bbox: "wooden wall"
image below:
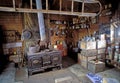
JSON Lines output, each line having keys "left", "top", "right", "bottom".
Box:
{"left": 0, "top": 12, "right": 23, "bottom": 34}
{"left": 0, "top": 12, "right": 110, "bottom": 51}
{"left": 0, "top": 12, "right": 23, "bottom": 57}
{"left": 47, "top": 14, "right": 110, "bottom": 48}
{"left": 78, "top": 16, "right": 110, "bottom": 40}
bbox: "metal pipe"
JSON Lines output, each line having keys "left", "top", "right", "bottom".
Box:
{"left": 36, "top": 0, "right": 46, "bottom": 41}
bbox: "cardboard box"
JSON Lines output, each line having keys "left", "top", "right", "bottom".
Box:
{"left": 100, "top": 34, "right": 105, "bottom": 40}
{"left": 97, "top": 40, "right": 106, "bottom": 49}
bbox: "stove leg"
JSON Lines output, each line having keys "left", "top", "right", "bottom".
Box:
{"left": 28, "top": 71, "right": 32, "bottom": 76}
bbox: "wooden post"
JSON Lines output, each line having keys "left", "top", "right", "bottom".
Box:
{"left": 71, "top": 0, "right": 74, "bottom": 13}
{"left": 46, "top": 0, "right": 48, "bottom": 10}
{"left": 12, "top": 0, "right": 15, "bottom": 9}
{"left": 60, "top": 0, "right": 62, "bottom": 11}
{"left": 82, "top": 0, "right": 85, "bottom": 14}
{"left": 30, "top": 0, "right": 33, "bottom": 9}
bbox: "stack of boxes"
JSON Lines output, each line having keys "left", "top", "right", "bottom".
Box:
{"left": 78, "top": 34, "right": 106, "bottom": 73}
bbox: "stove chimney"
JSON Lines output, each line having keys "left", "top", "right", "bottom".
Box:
{"left": 36, "top": 0, "right": 46, "bottom": 41}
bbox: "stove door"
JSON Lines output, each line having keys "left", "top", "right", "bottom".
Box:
{"left": 42, "top": 54, "right": 51, "bottom": 66}
{"left": 51, "top": 53, "right": 61, "bottom": 65}
{"left": 30, "top": 57, "right": 42, "bottom": 68}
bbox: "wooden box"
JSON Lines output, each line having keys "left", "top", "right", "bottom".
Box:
{"left": 78, "top": 53, "right": 96, "bottom": 62}
{"left": 88, "top": 60, "right": 105, "bottom": 73}
{"left": 78, "top": 53, "right": 96, "bottom": 69}
{"left": 98, "top": 48, "right": 105, "bottom": 54}
{"left": 81, "top": 49, "right": 97, "bottom": 56}
{"left": 81, "top": 60, "right": 88, "bottom": 69}
{"left": 86, "top": 41, "right": 96, "bottom": 50}
{"left": 97, "top": 40, "right": 106, "bottom": 49}
{"left": 80, "top": 41, "right": 96, "bottom": 50}
{"left": 80, "top": 42, "right": 86, "bottom": 49}
{"left": 9, "top": 55, "right": 22, "bottom": 63}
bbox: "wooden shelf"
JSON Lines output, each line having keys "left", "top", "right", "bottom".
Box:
{"left": 49, "top": 20, "right": 67, "bottom": 44}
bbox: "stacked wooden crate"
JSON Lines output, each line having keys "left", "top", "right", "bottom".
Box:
{"left": 78, "top": 39, "right": 106, "bottom": 71}
{"left": 88, "top": 60, "right": 105, "bottom": 73}
{"left": 78, "top": 54, "right": 96, "bottom": 69}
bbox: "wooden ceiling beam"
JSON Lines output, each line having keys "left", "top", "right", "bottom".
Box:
{"left": 0, "top": 0, "right": 102, "bottom": 16}
{"left": 0, "top": 7, "right": 96, "bottom": 16}
{"left": 0, "top": 7, "right": 15, "bottom": 11}
{"left": 73, "top": 0, "right": 100, "bottom": 3}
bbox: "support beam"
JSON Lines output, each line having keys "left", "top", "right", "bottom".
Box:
{"left": 12, "top": 0, "right": 15, "bottom": 9}
{"left": 0, "top": 0, "right": 102, "bottom": 17}
{"left": 0, "top": 7, "right": 97, "bottom": 16}
{"left": 46, "top": 0, "right": 48, "bottom": 10}
{"left": 0, "top": 7, "right": 15, "bottom": 11}
{"left": 60, "top": 0, "right": 62, "bottom": 11}
{"left": 82, "top": 0, "right": 84, "bottom": 13}
{"left": 73, "top": 0, "right": 100, "bottom": 3}
{"left": 16, "top": 8, "right": 97, "bottom": 16}
{"left": 30, "top": 0, "right": 33, "bottom": 9}
{"left": 71, "top": 0, "right": 74, "bottom": 12}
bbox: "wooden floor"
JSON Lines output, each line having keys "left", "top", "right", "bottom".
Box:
{"left": 62, "top": 56, "right": 76, "bottom": 68}
{"left": 0, "top": 56, "right": 120, "bottom": 83}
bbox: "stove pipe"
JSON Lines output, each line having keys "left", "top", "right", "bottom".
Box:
{"left": 36, "top": 0, "right": 46, "bottom": 41}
